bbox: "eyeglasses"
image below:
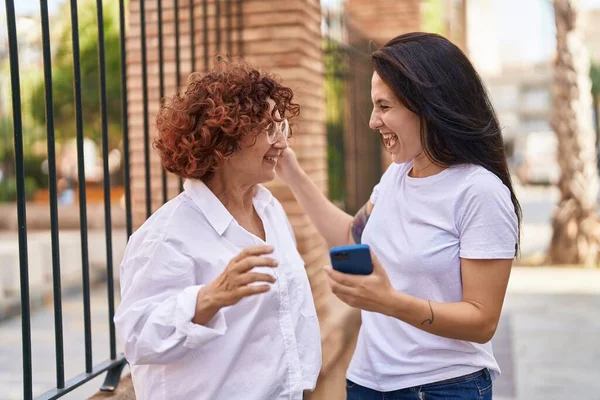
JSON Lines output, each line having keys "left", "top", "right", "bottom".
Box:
{"left": 266, "top": 119, "right": 290, "bottom": 144}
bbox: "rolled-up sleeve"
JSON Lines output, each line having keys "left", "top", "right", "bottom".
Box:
{"left": 114, "top": 238, "right": 227, "bottom": 365}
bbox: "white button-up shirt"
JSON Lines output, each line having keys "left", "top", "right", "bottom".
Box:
{"left": 114, "top": 179, "right": 321, "bottom": 400}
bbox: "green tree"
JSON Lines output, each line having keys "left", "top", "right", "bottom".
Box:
{"left": 29, "top": 0, "right": 123, "bottom": 150}
{"left": 422, "top": 0, "right": 445, "bottom": 35}
{"left": 324, "top": 38, "right": 347, "bottom": 206}
{"left": 591, "top": 62, "right": 600, "bottom": 146}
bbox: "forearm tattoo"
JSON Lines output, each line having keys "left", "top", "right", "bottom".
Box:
{"left": 351, "top": 203, "right": 372, "bottom": 244}
{"left": 421, "top": 301, "right": 435, "bottom": 325}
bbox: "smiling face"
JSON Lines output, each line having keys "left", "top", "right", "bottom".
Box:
{"left": 224, "top": 99, "right": 288, "bottom": 185}
{"left": 369, "top": 72, "right": 423, "bottom": 164}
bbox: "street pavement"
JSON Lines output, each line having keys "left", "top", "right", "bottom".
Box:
{"left": 515, "top": 184, "right": 557, "bottom": 261}
{"left": 0, "top": 284, "right": 128, "bottom": 399}
{"left": 493, "top": 268, "right": 600, "bottom": 400}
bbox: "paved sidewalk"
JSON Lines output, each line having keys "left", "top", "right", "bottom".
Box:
{"left": 492, "top": 267, "right": 600, "bottom": 400}
{"left": 0, "top": 284, "right": 127, "bottom": 400}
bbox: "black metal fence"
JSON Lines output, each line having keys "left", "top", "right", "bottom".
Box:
{"left": 3, "top": 0, "right": 240, "bottom": 398}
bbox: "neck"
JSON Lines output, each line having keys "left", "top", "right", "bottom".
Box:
{"left": 410, "top": 153, "right": 445, "bottom": 178}
{"left": 205, "top": 172, "right": 256, "bottom": 215}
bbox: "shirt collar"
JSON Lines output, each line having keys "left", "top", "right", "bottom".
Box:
{"left": 183, "top": 179, "right": 274, "bottom": 236}
{"left": 253, "top": 184, "right": 275, "bottom": 214}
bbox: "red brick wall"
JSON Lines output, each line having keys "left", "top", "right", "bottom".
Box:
{"left": 241, "top": 0, "right": 331, "bottom": 315}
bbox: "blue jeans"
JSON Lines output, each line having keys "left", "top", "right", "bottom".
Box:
{"left": 346, "top": 369, "right": 493, "bottom": 400}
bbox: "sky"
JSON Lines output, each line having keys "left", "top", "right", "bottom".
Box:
{"left": 0, "top": 0, "right": 63, "bottom": 17}
{"left": 496, "top": 0, "right": 556, "bottom": 66}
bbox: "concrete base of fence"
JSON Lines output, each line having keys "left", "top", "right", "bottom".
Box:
{"left": 0, "top": 229, "right": 127, "bottom": 321}
{"left": 0, "top": 203, "right": 126, "bottom": 231}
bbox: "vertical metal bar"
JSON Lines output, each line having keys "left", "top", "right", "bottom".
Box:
{"left": 190, "top": 0, "right": 196, "bottom": 72}
{"left": 225, "top": 0, "right": 232, "bottom": 58}
{"left": 215, "top": 0, "right": 221, "bottom": 52}
{"left": 174, "top": 0, "right": 184, "bottom": 193}
{"left": 39, "top": 0, "right": 65, "bottom": 388}
{"left": 158, "top": 0, "right": 168, "bottom": 204}
{"left": 352, "top": 51, "right": 359, "bottom": 212}
{"left": 140, "top": 0, "right": 152, "bottom": 217}
{"left": 186, "top": 0, "right": 196, "bottom": 196}
{"left": 202, "top": 0, "right": 208, "bottom": 71}
{"left": 119, "top": 0, "right": 133, "bottom": 239}
{"left": 69, "top": 0, "right": 93, "bottom": 373}
{"left": 174, "top": 0, "right": 181, "bottom": 87}
{"left": 236, "top": 0, "right": 243, "bottom": 57}
{"left": 95, "top": 0, "right": 117, "bottom": 361}
{"left": 5, "top": 1, "right": 32, "bottom": 398}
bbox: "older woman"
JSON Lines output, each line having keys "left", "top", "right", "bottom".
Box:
{"left": 114, "top": 61, "right": 321, "bottom": 400}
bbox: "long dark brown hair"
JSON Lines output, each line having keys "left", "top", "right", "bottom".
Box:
{"left": 371, "top": 32, "right": 522, "bottom": 252}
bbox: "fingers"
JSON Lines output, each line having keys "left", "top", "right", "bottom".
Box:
{"left": 236, "top": 284, "right": 271, "bottom": 298}
{"left": 369, "top": 250, "right": 383, "bottom": 271}
{"left": 236, "top": 272, "right": 276, "bottom": 286}
{"left": 327, "top": 276, "right": 354, "bottom": 297}
{"left": 324, "top": 265, "right": 358, "bottom": 286}
{"left": 232, "top": 245, "right": 274, "bottom": 262}
{"left": 235, "top": 256, "right": 279, "bottom": 272}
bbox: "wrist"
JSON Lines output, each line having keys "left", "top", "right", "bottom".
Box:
{"left": 382, "top": 289, "right": 407, "bottom": 318}
{"left": 192, "top": 286, "right": 222, "bottom": 325}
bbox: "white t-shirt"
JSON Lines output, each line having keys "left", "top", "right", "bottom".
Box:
{"left": 346, "top": 161, "right": 518, "bottom": 391}
{"left": 115, "top": 179, "right": 321, "bottom": 400}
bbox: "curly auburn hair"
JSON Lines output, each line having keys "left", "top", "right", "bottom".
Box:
{"left": 153, "top": 60, "right": 300, "bottom": 181}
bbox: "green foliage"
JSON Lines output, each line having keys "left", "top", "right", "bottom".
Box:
{"left": 422, "top": 0, "right": 444, "bottom": 35}
{"left": 21, "top": 153, "right": 47, "bottom": 189}
{"left": 591, "top": 62, "right": 600, "bottom": 146}
{"left": 591, "top": 62, "right": 600, "bottom": 97}
{"left": 0, "top": 177, "right": 38, "bottom": 202}
{"left": 0, "top": 116, "right": 13, "bottom": 162}
{"left": 326, "top": 123, "right": 345, "bottom": 203}
{"left": 29, "top": 0, "right": 123, "bottom": 150}
{"left": 0, "top": 148, "right": 48, "bottom": 189}
{"left": 324, "top": 38, "right": 347, "bottom": 206}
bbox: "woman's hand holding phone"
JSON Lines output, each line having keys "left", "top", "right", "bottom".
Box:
{"left": 325, "top": 245, "right": 396, "bottom": 314}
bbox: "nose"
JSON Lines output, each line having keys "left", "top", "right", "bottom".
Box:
{"left": 272, "top": 133, "right": 288, "bottom": 149}
{"left": 369, "top": 108, "right": 381, "bottom": 130}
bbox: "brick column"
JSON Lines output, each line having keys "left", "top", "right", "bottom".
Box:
{"left": 242, "top": 2, "right": 360, "bottom": 398}
{"left": 242, "top": 0, "right": 331, "bottom": 312}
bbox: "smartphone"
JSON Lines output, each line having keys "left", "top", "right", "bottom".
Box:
{"left": 329, "top": 244, "right": 373, "bottom": 275}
